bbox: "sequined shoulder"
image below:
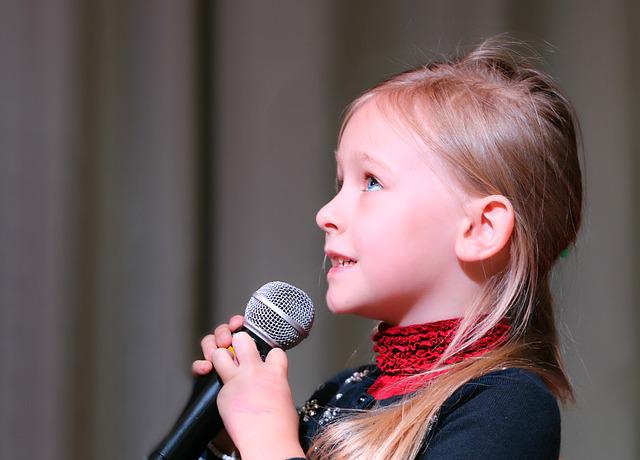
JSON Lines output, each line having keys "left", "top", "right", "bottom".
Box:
{"left": 298, "top": 364, "right": 378, "bottom": 450}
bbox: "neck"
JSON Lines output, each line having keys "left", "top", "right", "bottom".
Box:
{"left": 393, "top": 274, "right": 483, "bottom": 327}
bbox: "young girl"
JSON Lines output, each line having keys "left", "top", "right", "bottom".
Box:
{"left": 192, "top": 37, "right": 582, "bottom": 460}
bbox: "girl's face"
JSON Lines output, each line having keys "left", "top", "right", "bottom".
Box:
{"left": 316, "top": 100, "right": 471, "bottom": 326}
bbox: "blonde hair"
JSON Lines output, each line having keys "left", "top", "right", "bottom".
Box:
{"left": 309, "top": 37, "right": 582, "bottom": 460}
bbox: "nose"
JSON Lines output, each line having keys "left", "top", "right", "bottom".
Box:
{"left": 316, "top": 195, "right": 342, "bottom": 234}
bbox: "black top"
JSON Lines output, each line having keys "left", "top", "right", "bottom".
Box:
{"left": 296, "top": 365, "right": 560, "bottom": 460}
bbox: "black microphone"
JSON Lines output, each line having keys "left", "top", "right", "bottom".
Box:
{"left": 147, "top": 281, "right": 315, "bottom": 460}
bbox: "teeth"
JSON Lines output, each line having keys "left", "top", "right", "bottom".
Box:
{"left": 338, "top": 258, "right": 356, "bottom": 266}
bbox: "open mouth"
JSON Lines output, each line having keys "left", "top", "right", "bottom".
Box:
{"left": 332, "top": 257, "right": 357, "bottom": 267}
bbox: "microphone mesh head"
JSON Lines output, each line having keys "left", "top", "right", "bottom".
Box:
{"left": 244, "top": 281, "right": 314, "bottom": 350}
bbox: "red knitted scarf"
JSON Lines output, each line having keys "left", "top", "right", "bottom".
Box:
{"left": 367, "top": 317, "right": 511, "bottom": 399}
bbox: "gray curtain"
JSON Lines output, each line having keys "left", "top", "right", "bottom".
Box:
{"left": 1, "top": 1, "right": 637, "bottom": 459}
{"left": 1, "top": 1, "right": 199, "bottom": 458}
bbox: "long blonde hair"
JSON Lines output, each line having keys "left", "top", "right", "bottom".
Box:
{"left": 309, "top": 37, "right": 582, "bottom": 460}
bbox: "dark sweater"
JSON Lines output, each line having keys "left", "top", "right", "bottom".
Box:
{"left": 297, "top": 365, "right": 560, "bottom": 459}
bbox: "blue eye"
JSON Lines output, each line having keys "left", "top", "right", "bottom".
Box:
{"left": 365, "top": 175, "right": 383, "bottom": 192}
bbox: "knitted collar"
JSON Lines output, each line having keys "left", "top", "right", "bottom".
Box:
{"left": 367, "top": 317, "right": 511, "bottom": 400}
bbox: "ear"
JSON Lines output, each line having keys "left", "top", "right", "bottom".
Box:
{"left": 455, "top": 195, "right": 515, "bottom": 262}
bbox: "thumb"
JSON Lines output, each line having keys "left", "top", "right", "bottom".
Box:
{"left": 265, "top": 347, "right": 288, "bottom": 376}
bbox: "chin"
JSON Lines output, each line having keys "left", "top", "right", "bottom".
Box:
{"left": 325, "top": 298, "right": 347, "bottom": 315}
{"left": 325, "top": 295, "right": 380, "bottom": 320}
{"left": 325, "top": 293, "right": 356, "bottom": 316}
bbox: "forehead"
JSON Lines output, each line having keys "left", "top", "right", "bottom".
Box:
{"left": 335, "top": 99, "right": 430, "bottom": 170}
{"left": 334, "top": 149, "right": 391, "bottom": 170}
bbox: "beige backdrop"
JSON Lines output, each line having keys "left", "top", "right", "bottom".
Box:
{"left": 1, "top": 1, "right": 637, "bottom": 459}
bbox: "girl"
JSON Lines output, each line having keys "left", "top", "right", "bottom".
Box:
{"left": 193, "top": 37, "right": 582, "bottom": 460}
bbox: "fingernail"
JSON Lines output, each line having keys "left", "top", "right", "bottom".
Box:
{"left": 227, "top": 346, "right": 239, "bottom": 364}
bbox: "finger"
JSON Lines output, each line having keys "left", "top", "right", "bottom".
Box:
{"left": 213, "top": 324, "right": 233, "bottom": 348}
{"left": 228, "top": 315, "right": 244, "bottom": 332}
{"left": 192, "top": 359, "right": 213, "bottom": 375}
{"left": 211, "top": 347, "right": 238, "bottom": 383}
{"left": 265, "top": 348, "right": 288, "bottom": 377}
{"left": 231, "top": 332, "right": 261, "bottom": 366}
{"left": 200, "top": 334, "right": 217, "bottom": 360}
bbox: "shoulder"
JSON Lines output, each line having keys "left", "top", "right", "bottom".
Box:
{"left": 422, "top": 368, "right": 561, "bottom": 460}
{"left": 298, "top": 365, "right": 377, "bottom": 451}
{"left": 305, "top": 364, "right": 377, "bottom": 405}
{"left": 444, "top": 367, "right": 559, "bottom": 417}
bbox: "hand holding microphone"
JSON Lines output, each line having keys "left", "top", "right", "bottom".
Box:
{"left": 192, "top": 314, "right": 246, "bottom": 377}
{"left": 148, "top": 281, "right": 314, "bottom": 460}
{"left": 213, "top": 330, "right": 305, "bottom": 459}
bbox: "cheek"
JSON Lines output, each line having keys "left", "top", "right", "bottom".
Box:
{"left": 361, "top": 204, "right": 457, "bottom": 271}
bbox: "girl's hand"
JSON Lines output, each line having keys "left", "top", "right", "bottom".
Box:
{"left": 212, "top": 331, "right": 305, "bottom": 460}
{"left": 191, "top": 316, "right": 245, "bottom": 458}
{"left": 192, "top": 315, "right": 245, "bottom": 376}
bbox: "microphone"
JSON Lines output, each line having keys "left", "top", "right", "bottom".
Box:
{"left": 147, "top": 281, "right": 314, "bottom": 460}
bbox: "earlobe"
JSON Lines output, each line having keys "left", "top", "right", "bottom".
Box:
{"left": 455, "top": 195, "right": 515, "bottom": 263}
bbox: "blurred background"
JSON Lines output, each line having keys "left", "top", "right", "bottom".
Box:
{"left": 1, "top": 1, "right": 637, "bottom": 459}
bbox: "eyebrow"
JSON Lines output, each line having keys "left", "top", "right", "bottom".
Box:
{"left": 334, "top": 149, "right": 392, "bottom": 172}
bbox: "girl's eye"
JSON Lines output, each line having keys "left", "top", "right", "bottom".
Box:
{"left": 335, "top": 178, "right": 343, "bottom": 193}
{"left": 365, "top": 175, "right": 383, "bottom": 192}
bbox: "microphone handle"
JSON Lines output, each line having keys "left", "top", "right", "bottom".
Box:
{"left": 147, "top": 327, "right": 273, "bottom": 460}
